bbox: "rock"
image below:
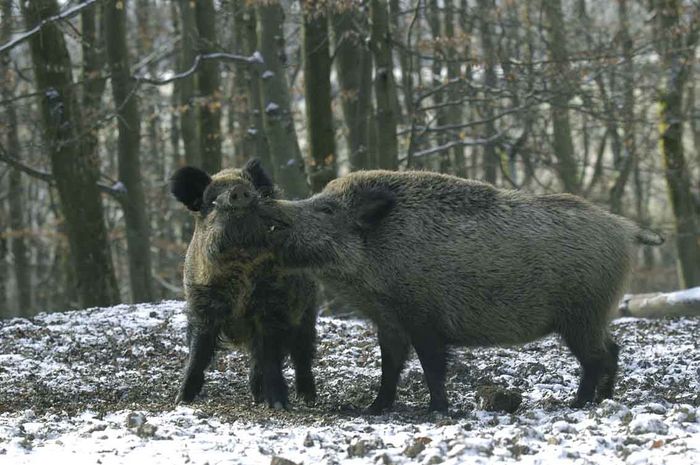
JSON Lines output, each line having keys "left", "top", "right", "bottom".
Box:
{"left": 136, "top": 423, "right": 157, "bottom": 438}
{"left": 270, "top": 457, "right": 298, "bottom": 465}
{"left": 644, "top": 403, "right": 667, "bottom": 415}
{"left": 125, "top": 412, "right": 146, "bottom": 428}
{"left": 347, "top": 438, "right": 384, "bottom": 458}
{"left": 596, "top": 399, "right": 631, "bottom": 422}
{"left": 670, "top": 405, "right": 697, "bottom": 423}
{"left": 628, "top": 414, "right": 669, "bottom": 435}
{"left": 551, "top": 420, "right": 577, "bottom": 434}
{"left": 403, "top": 440, "right": 426, "bottom": 458}
{"left": 303, "top": 432, "right": 314, "bottom": 447}
{"left": 426, "top": 455, "right": 444, "bottom": 464}
{"left": 347, "top": 440, "right": 368, "bottom": 458}
{"left": 476, "top": 385, "right": 522, "bottom": 413}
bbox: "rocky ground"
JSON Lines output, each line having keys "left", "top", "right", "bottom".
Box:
{"left": 0, "top": 300, "right": 698, "bottom": 464}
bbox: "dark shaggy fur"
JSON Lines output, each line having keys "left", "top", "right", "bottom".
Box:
{"left": 233, "top": 170, "right": 664, "bottom": 413}
{"left": 170, "top": 159, "right": 318, "bottom": 408}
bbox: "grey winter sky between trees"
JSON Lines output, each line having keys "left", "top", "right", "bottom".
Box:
{"left": 0, "top": 0, "right": 699, "bottom": 317}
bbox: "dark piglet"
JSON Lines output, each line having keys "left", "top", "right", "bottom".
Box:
{"left": 170, "top": 159, "right": 317, "bottom": 409}
{"left": 235, "top": 169, "right": 663, "bottom": 413}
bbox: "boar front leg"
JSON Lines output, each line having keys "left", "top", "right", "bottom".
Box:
{"left": 176, "top": 324, "right": 220, "bottom": 403}
{"left": 289, "top": 316, "right": 317, "bottom": 405}
{"left": 366, "top": 326, "right": 410, "bottom": 414}
{"left": 250, "top": 329, "right": 289, "bottom": 409}
{"left": 176, "top": 287, "right": 230, "bottom": 404}
{"left": 411, "top": 329, "right": 449, "bottom": 413}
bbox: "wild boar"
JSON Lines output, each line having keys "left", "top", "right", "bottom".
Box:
{"left": 170, "top": 159, "right": 317, "bottom": 409}
{"left": 234, "top": 168, "right": 663, "bottom": 413}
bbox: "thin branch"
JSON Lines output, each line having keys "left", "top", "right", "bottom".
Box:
{"left": 0, "top": 148, "right": 53, "bottom": 183}
{"left": 0, "top": 0, "right": 100, "bottom": 55}
{"left": 0, "top": 143, "right": 126, "bottom": 201}
{"left": 152, "top": 273, "right": 183, "bottom": 294}
{"left": 134, "top": 51, "right": 264, "bottom": 86}
{"left": 402, "top": 132, "right": 504, "bottom": 161}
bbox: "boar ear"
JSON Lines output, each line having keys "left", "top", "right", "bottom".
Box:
{"left": 354, "top": 187, "right": 396, "bottom": 230}
{"left": 170, "top": 166, "right": 212, "bottom": 211}
{"left": 243, "top": 158, "right": 275, "bottom": 197}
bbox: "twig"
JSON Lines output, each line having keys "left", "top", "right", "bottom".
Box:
{"left": 134, "top": 51, "right": 264, "bottom": 86}
{"left": 0, "top": 143, "right": 126, "bottom": 201}
{"left": 152, "top": 273, "right": 183, "bottom": 294}
{"left": 402, "top": 132, "right": 504, "bottom": 161}
{"left": 0, "top": 0, "right": 99, "bottom": 55}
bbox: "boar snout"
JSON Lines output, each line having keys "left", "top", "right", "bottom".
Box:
{"left": 216, "top": 183, "right": 256, "bottom": 210}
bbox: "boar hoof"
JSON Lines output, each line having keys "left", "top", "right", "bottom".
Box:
{"left": 428, "top": 400, "right": 449, "bottom": 414}
{"left": 296, "top": 378, "right": 316, "bottom": 405}
{"left": 569, "top": 397, "right": 595, "bottom": 409}
{"left": 365, "top": 399, "right": 391, "bottom": 415}
{"left": 298, "top": 390, "right": 316, "bottom": 406}
{"left": 176, "top": 379, "right": 203, "bottom": 405}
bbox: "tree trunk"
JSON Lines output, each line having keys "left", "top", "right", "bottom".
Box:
{"left": 302, "top": 0, "right": 336, "bottom": 192}
{"left": 388, "top": 0, "right": 409, "bottom": 124}
{"left": 230, "top": 0, "right": 254, "bottom": 167}
{"left": 176, "top": 0, "right": 201, "bottom": 168}
{"left": 195, "top": 0, "right": 223, "bottom": 174}
{"left": 105, "top": 0, "right": 154, "bottom": 303}
{"left": 542, "top": 0, "right": 580, "bottom": 194}
{"left": 476, "top": 0, "right": 498, "bottom": 184}
{"left": 80, "top": 0, "right": 106, "bottom": 181}
{"left": 238, "top": 1, "right": 273, "bottom": 173}
{"left": 609, "top": 0, "right": 636, "bottom": 215}
{"left": 331, "top": 8, "right": 373, "bottom": 171}
{"left": 256, "top": 1, "right": 309, "bottom": 198}
{"left": 369, "top": 0, "right": 399, "bottom": 170}
{"left": 444, "top": 1, "right": 464, "bottom": 176}
{"left": 2, "top": 2, "right": 32, "bottom": 315}
{"left": 654, "top": 0, "right": 700, "bottom": 288}
{"left": 23, "top": 0, "right": 120, "bottom": 308}
{"left": 427, "top": 0, "right": 449, "bottom": 172}
{"left": 0, "top": 207, "right": 7, "bottom": 315}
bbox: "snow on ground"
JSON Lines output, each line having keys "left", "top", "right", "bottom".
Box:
{"left": 0, "top": 301, "right": 698, "bottom": 464}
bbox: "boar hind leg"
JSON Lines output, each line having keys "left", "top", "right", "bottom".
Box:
{"left": 411, "top": 330, "right": 449, "bottom": 413}
{"left": 248, "top": 357, "right": 263, "bottom": 403}
{"left": 251, "top": 332, "right": 289, "bottom": 409}
{"left": 564, "top": 328, "right": 617, "bottom": 408}
{"left": 289, "top": 313, "right": 317, "bottom": 404}
{"left": 176, "top": 325, "right": 219, "bottom": 404}
{"left": 594, "top": 338, "right": 620, "bottom": 402}
{"left": 366, "top": 327, "right": 411, "bottom": 415}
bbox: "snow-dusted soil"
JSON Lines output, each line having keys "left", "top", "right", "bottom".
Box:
{"left": 0, "top": 301, "right": 698, "bottom": 464}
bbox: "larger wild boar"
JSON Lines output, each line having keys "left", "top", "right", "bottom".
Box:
{"left": 170, "top": 160, "right": 317, "bottom": 409}
{"left": 238, "top": 169, "right": 663, "bottom": 413}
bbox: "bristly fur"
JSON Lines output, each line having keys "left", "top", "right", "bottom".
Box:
{"left": 171, "top": 160, "right": 318, "bottom": 408}
{"left": 241, "top": 169, "right": 664, "bottom": 413}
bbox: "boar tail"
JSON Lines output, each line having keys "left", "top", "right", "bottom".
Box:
{"left": 634, "top": 228, "right": 665, "bottom": 246}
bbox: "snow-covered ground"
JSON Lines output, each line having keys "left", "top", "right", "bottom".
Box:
{"left": 0, "top": 301, "right": 698, "bottom": 464}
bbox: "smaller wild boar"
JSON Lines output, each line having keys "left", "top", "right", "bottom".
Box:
{"left": 170, "top": 159, "right": 317, "bottom": 408}
{"left": 233, "top": 169, "right": 664, "bottom": 413}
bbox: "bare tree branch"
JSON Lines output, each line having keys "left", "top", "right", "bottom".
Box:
{"left": 0, "top": 143, "right": 126, "bottom": 202}
{"left": 134, "top": 51, "right": 263, "bottom": 86}
{"left": 402, "top": 132, "right": 504, "bottom": 161}
{"left": 0, "top": 0, "right": 100, "bottom": 55}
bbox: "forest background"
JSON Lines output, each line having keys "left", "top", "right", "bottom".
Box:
{"left": 1, "top": 0, "right": 699, "bottom": 318}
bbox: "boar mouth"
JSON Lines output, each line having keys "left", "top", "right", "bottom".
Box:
{"left": 255, "top": 202, "right": 291, "bottom": 233}
{"left": 257, "top": 213, "right": 290, "bottom": 233}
